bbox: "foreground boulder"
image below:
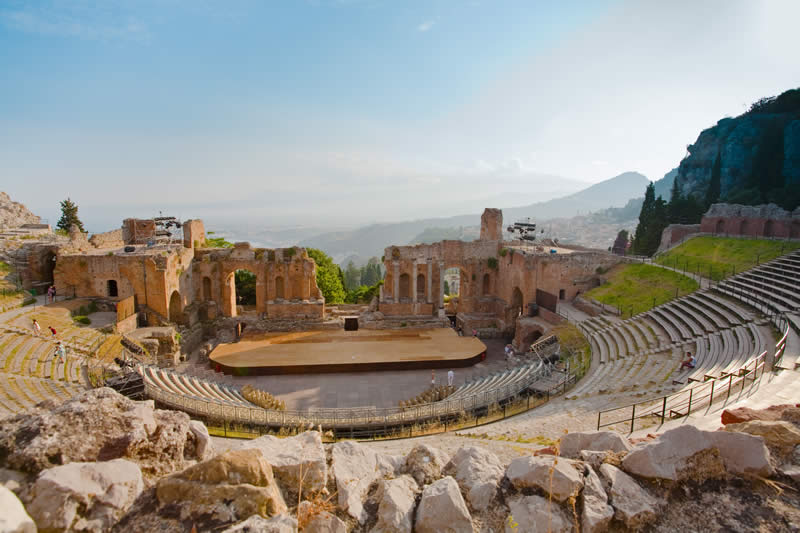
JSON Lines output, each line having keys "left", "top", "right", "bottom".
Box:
{"left": 506, "top": 455, "right": 584, "bottom": 503}
{"left": 444, "top": 446, "right": 503, "bottom": 512}
{"left": 724, "top": 420, "right": 800, "bottom": 456}
{"left": 0, "top": 388, "right": 200, "bottom": 481}
{"left": 600, "top": 464, "right": 659, "bottom": 530}
{"left": 298, "top": 500, "right": 347, "bottom": 533}
{"left": 331, "top": 441, "right": 381, "bottom": 524}
{"left": 402, "top": 444, "right": 449, "bottom": 486}
{"left": 505, "top": 494, "right": 573, "bottom": 533}
{"left": 621, "top": 425, "right": 773, "bottom": 481}
{"left": 0, "top": 485, "right": 36, "bottom": 533}
{"left": 27, "top": 459, "right": 144, "bottom": 533}
{"left": 414, "top": 476, "right": 472, "bottom": 533}
{"left": 240, "top": 431, "right": 327, "bottom": 493}
{"left": 156, "top": 449, "right": 287, "bottom": 523}
{"left": 721, "top": 404, "right": 795, "bottom": 425}
{"left": 373, "top": 475, "right": 419, "bottom": 533}
{"left": 188, "top": 420, "right": 215, "bottom": 462}
{"left": 221, "top": 514, "right": 298, "bottom": 533}
{"left": 582, "top": 465, "right": 614, "bottom": 533}
{"left": 559, "top": 431, "right": 632, "bottom": 459}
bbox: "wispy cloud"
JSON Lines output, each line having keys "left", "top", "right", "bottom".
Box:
{"left": 417, "top": 20, "right": 435, "bottom": 32}
{"left": 0, "top": 2, "right": 151, "bottom": 43}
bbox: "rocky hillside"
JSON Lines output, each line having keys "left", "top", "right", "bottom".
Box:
{"left": 0, "top": 192, "right": 40, "bottom": 228}
{"left": 1, "top": 388, "right": 800, "bottom": 532}
{"left": 675, "top": 87, "right": 800, "bottom": 209}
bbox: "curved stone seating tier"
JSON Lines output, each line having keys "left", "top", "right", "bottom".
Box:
{"left": 696, "top": 291, "right": 753, "bottom": 324}
{"left": 663, "top": 304, "right": 705, "bottom": 338}
{"left": 682, "top": 296, "right": 734, "bottom": 329}
{"left": 744, "top": 271, "right": 800, "bottom": 298}
{"left": 646, "top": 309, "right": 684, "bottom": 343}
{"left": 0, "top": 372, "right": 83, "bottom": 415}
{"left": 727, "top": 275, "right": 800, "bottom": 309}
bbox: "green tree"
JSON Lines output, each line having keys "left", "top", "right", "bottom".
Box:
{"left": 343, "top": 261, "right": 361, "bottom": 291}
{"left": 611, "top": 230, "right": 629, "bottom": 255}
{"left": 56, "top": 198, "right": 85, "bottom": 233}
{"left": 234, "top": 270, "right": 256, "bottom": 305}
{"left": 307, "top": 248, "right": 346, "bottom": 304}
{"left": 632, "top": 183, "right": 670, "bottom": 256}
{"left": 444, "top": 280, "right": 450, "bottom": 296}
{"left": 360, "top": 257, "right": 382, "bottom": 286}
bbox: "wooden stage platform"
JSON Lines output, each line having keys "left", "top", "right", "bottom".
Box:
{"left": 209, "top": 328, "right": 487, "bottom": 375}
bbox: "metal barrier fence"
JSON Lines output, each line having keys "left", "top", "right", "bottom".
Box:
{"left": 596, "top": 322, "right": 788, "bottom": 434}
{"left": 142, "top": 359, "right": 552, "bottom": 432}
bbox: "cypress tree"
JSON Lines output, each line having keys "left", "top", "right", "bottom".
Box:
{"left": 56, "top": 198, "right": 85, "bottom": 233}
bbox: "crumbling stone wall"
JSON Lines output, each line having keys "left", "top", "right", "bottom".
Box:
{"left": 700, "top": 203, "right": 800, "bottom": 239}
{"left": 88, "top": 229, "right": 124, "bottom": 248}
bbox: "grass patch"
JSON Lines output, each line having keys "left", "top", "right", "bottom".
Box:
{"left": 73, "top": 315, "right": 91, "bottom": 325}
{"left": 585, "top": 263, "right": 698, "bottom": 316}
{"left": 655, "top": 236, "right": 800, "bottom": 281}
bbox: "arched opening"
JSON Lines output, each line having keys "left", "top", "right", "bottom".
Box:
{"left": 511, "top": 287, "right": 523, "bottom": 317}
{"left": 715, "top": 219, "right": 725, "bottom": 234}
{"left": 482, "top": 273, "right": 490, "bottom": 296}
{"left": 416, "top": 274, "right": 425, "bottom": 301}
{"left": 202, "top": 277, "right": 212, "bottom": 301}
{"left": 764, "top": 220, "right": 774, "bottom": 237}
{"left": 275, "top": 276, "right": 285, "bottom": 300}
{"left": 792, "top": 221, "right": 800, "bottom": 239}
{"left": 443, "top": 267, "right": 462, "bottom": 297}
{"left": 234, "top": 269, "right": 257, "bottom": 308}
{"left": 107, "top": 279, "right": 118, "bottom": 298}
{"left": 168, "top": 290, "right": 183, "bottom": 323}
{"left": 523, "top": 330, "right": 543, "bottom": 349}
{"left": 739, "top": 219, "right": 749, "bottom": 235}
{"left": 559, "top": 288, "right": 566, "bottom": 300}
{"left": 399, "top": 273, "right": 410, "bottom": 300}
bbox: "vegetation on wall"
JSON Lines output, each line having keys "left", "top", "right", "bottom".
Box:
{"left": 203, "top": 232, "right": 233, "bottom": 248}
{"left": 234, "top": 269, "right": 257, "bottom": 305}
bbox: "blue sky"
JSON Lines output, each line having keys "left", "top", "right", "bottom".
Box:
{"left": 2, "top": 0, "right": 799, "bottom": 230}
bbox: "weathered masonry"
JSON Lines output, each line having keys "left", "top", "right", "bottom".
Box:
{"left": 49, "top": 218, "right": 323, "bottom": 327}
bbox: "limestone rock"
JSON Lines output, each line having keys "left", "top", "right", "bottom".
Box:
{"left": 298, "top": 501, "right": 346, "bottom": 533}
{"left": 581, "top": 465, "right": 613, "bottom": 533}
{"left": 778, "top": 465, "right": 800, "bottom": 483}
{"left": 156, "top": 449, "right": 287, "bottom": 523}
{"left": 621, "top": 425, "right": 773, "bottom": 481}
{"left": 506, "top": 455, "right": 584, "bottom": 503}
{"left": 578, "top": 450, "right": 612, "bottom": 470}
{"left": 372, "top": 475, "right": 418, "bottom": 533}
{"left": 0, "top": 192, "right": 40, "bottom": 228}
{"left": 27, "top": 459, "right": 144, "bottom": 533}
{"left": 0, "top": 485, "right": 36, "bottom": 533}
{"left": 221, "top": 514, "right": 298, "bottom": 533}
{"left": 402, "top": 444, "right": 449, "bottom": 486}
{"left": 241, "top": 431, "right": 327, "bottom": 493}
{"left": 444, "top": 446, "right": 503, "bottom": 511}
{"left": 414, "top": 477, "right": 472, "bottom": 533}
{"left": 0, "top": 388, "right": 197, "bottom": 481}
{"left": 559, "top": 431, "right": 632, "bottom": 459}
{"left": 780, "top": 406, "right": 800, "bottom": 426}
{"left": 724, "top": 420, "right": 800, "bottom": 456}
{"left": 600, "top": 463, "right": 659, "bottom": 530}
{"left": 188, "top": 420, "right": 215, "bottom": 461}
{"left": 376, "top": 453, "right": 404, "bottom": 478}
{"left": 721, "top": 404, "right": 794, "bottom": 425}
{"left": 331, "top": 440, "right": 380, "bottom": 524}
{"left": 505, "top": 494, "right": 572, "bottom": 533}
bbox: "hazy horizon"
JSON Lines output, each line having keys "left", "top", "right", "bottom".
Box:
{"left": 2, "top": 1, "right": 799, "bottom": 231}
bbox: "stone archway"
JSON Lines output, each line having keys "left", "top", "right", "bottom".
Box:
{"left": 168, "top": 290, "right": 183, "bottom": 324}
{"left": 764, "top": 220, "right": 774, "bottom": 237}
{"left": 202, "top": 277, "right": 212, "bottom": 301}
{"left": 715, "top": 219, "right": 725, "bottom": 234}
{"left": 482, "top": 273, "right": 491, "bottom": 296}
{"left": 739, "top": 219, "right": 749, "bottom": 235}
{"left": 511, "top": 287, "right": 523, "bottom": 318}
{"left": 399, "top": 273, "right": 410, "bottom": 300}
{"left": 416, "top": 273, "right": 425, "bottom": 301}
{"left": 792, "top": 221, "right": 800, "bottom": 239}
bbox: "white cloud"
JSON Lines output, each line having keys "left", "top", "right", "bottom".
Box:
{"left": 417, "top": 20, "right": 435, "bottom": 32}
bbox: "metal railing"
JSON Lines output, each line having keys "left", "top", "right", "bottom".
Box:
{"left": 596, "top": 323, "right": 784, "bottom": 434}
{"left": 142, "top": 358, "right": 550, "bottom": 431}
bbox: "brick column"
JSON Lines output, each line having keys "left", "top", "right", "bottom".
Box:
{"left": 438, "top": 261, "right": 445, "bottom": 310}
{"left": 426, "top": 259, "right": 432, "bottom": 303}
{"left": 412, "top": 259, "right": 419, "bottom": 302}
{"left": 393, "top": 261, "right": 400, "bottom": 302}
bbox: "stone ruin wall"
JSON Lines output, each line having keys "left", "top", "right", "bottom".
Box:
{"left": 659, "top": 203, "right": 800, "bottom": 251}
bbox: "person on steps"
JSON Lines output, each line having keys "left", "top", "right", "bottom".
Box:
{"left": 681, "top": 352, "right": 697, "bottom": 369}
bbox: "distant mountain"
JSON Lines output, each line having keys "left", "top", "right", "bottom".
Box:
{"left": 653, "top": 167, "right": 677, "bottom": 201}
{"left": 300, "top": 171, "right": 650, "bottom": 263}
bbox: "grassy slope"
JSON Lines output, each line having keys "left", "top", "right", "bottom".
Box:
{"left": 655, "top": 236, "right": 800, "bottom": 281}
{"left": 584, "top": 263, "right": 699, "bottom": 316}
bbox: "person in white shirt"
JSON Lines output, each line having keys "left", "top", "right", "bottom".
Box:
{"left": 447, "top": 370, "right": 454, "bottom": 386}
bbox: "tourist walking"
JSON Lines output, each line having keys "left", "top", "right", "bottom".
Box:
{"left": 431, "top": 370, "right": 436, "bottom": 387}
{"left": 32, "top": 319, "right": 41, "bottom": 336}
{"left": 447, "top": 369, "right": 454, "bottom": 386}
{"left": 48, "top": 326, "right": 57, "bottom": 338}
{"left": 47, "top": 286, "right": 55, "bottom": 303}
{"left": 54, "top": 342, "right": 66, "bottom": 364}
